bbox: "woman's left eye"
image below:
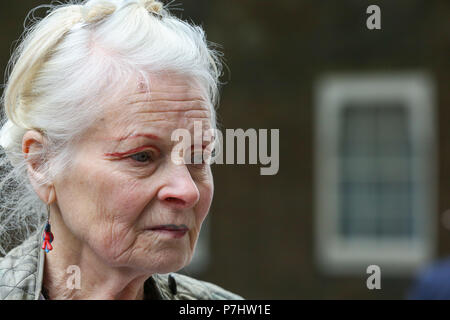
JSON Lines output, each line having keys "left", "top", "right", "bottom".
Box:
{"left": 191, "top": 153, "right": 204, "bottom": 164}
{"left": 129, "top": 151, "right": 153, "bottom": 163}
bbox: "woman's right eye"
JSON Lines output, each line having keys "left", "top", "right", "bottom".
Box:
{"left": 129, "top": 151, "right": 153, "bottom": 163}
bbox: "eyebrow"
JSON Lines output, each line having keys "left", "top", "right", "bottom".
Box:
{"left": 108, "top": 133, "right": 212, "bottom": 148}
{"left": 103, "top": 132, "right": 212, "bottom": 156}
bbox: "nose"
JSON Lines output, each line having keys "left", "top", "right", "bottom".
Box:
{"left": 157, "top": 164, "right": 200, "bottom": 210}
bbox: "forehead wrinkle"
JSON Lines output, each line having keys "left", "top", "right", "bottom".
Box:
{"left": 108, "top": 111, "right": 212, "bottom": 142}
{"left": 135, "top": 116, "right": 212, "bottom": 126}
{"left": 126, "top": 89, "right": 208, "bottom": 103}
{"left": 100, "top": 78, "right": 213, "bottom": 140}
{"left": 125, "top": 98, "right": 211, "bottom": 113}
{"left": 133, "top": 116, "right": 212, "bottom": 132}
{"left": 135, "top": 109, "right": 211, "bottom": 119}
{"left": 106, "top": 107, "right": 211, "bottom": 133}
{"left": 103, "top": 97, "right": 211, "bottom": 129}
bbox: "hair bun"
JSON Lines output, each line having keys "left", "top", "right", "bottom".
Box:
{"left": 82, "top": 1, "right": 116, "bottom": 23}
{"left": 139, "top": 0, "right": 163, "bottom": 15}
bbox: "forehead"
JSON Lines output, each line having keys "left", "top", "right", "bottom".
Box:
{"left": 96, "top": 73, "right": 212, "bottom": 140}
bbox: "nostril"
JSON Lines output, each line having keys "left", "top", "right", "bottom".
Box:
{"left": 166, "top": 197, "right": 185, "bottom": 206}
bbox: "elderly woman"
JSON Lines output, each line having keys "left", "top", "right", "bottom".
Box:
{"left": 0, "top": 0, "right": 242, "bottom": 300}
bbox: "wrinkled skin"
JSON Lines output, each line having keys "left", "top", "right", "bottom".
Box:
{"left": 29, "top": 73, "right": 215, "bottom": 299}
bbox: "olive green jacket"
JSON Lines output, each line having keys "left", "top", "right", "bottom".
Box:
{"left": 0, "top": 223, "right": 243, "bottom": 300}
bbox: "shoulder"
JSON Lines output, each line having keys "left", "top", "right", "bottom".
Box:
{"left": 407, "top": 258, "right": 450, "bottom": 299}
{"left": 153, "top": 273, "right": 244, "bottom": 300}
{"left": 0, "top": 230, "right": 42, "bottom": 300}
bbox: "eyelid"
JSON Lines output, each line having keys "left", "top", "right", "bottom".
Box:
{"left": 105, "top": 145, "right": 160, "bottom": 159}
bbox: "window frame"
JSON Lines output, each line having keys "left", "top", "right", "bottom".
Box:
{"left": 314, "top": 72, "right": 437, "bottom": 276}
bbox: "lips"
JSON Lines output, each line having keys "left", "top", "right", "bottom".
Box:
{"left": 146, "top": 224, "right": 189, "bottom": 239}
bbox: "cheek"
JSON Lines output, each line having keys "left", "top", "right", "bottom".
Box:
{"left": 77, "top": 158, "right": 148, "bottom": 215}
{"left": 105, "top": 178, "right": 151, "bottom": 224}
{"left": 70, "top": 168, "right": 155, "bottom": 260}
{"left": 57, "top": 159, "right": 152, "bottom": 240}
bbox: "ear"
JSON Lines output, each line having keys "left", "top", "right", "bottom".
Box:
{"left": 22, "top": 130, "right": 56, "bottom": 204}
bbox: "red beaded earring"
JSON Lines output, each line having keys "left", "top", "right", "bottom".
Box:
{"left": 42, "top": 204, "right": 54, "bottom": 253}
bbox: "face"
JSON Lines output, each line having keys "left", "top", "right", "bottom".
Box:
{"left": 52, "top": 73, "right": 214, "bottom": 274}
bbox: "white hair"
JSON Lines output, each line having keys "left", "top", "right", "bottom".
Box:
{"left": 0, "top": 0, "right": 224, "bottom": 255}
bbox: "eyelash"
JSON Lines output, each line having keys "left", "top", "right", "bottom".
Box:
{"left": 126, "top": 148, "right": 215, "bottom": 169}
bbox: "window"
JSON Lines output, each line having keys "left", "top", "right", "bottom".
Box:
{"left": 314, "top": 72, "right": 436, "bottom": 275}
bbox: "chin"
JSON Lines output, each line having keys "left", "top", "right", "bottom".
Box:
{"left": 131, "top": 250, "right": 191, "bottom": 274}
{"left": 155, "top": 254, "right": 191, "bottom": 274}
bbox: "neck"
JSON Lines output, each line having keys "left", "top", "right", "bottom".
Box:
{"left": 43, "top": 206, "right": 150, "bottom": 300}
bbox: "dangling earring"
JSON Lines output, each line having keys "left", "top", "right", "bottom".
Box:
{"left": 42, "top": 204, "right": 54, "bottom": 253}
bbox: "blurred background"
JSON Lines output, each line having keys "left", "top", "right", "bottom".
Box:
{"left": 0, "top": 0, "right": 449, "bottom": 299}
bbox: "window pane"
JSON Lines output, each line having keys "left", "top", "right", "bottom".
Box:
{"left": 339, "top": 103, "right": 413, "bottom": 239}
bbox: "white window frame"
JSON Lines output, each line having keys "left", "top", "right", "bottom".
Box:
{"left": 314, "top": 72, "right": 437, "bottom": 276}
